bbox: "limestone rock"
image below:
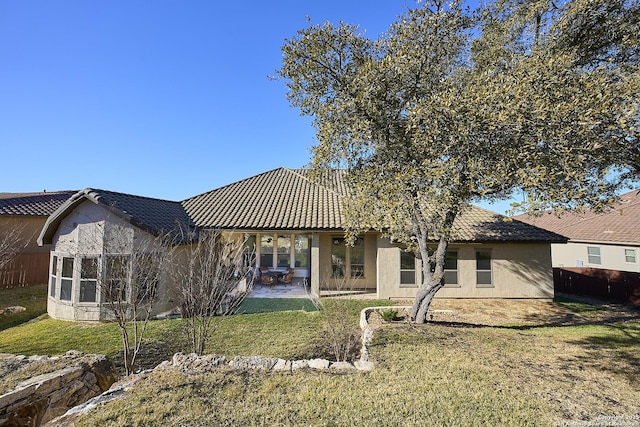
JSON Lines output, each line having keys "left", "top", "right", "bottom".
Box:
{"left": 329, "top": 361, "right": 356, "bottom": 371}
{"left": 307, "top": 359, "right": 330, "bottom": 370}
{"left": 230, "top": 356, "right": 277, "bottom": 371}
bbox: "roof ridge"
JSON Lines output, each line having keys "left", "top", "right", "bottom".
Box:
{"left": 285, "top": 167, "right": 347, "bottom": 198}
{"left": 85, "top": 188, "right": 181, "bottom": 204}
{"left": 181, "top": 167, "right": 288, "bottom": 203}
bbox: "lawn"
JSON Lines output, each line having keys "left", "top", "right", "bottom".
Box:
{"left": 1, "top": 293, "right": 638, "bottom": 426}
{"left": 0, "top": 284, "right": 48, "bottom": 331}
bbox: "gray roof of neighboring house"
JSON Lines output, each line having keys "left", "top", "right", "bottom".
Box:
{"left": 38, "top": 167, "right": 565, "bottom": 245}
{"left": 514, "top": 189, "right": 640, "bottom": 245}
{"left": 0, "top": 191, "right": 77, "bottom": 217}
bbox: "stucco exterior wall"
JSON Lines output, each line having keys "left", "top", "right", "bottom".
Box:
{"left": 551, "top": 242, "right": 640, "bottom": 273}
{"left": 377, "top": 241, "right": 554, "bottom": 300}
{"left": 48, "top": 201, "right": 175, "bottom": 321}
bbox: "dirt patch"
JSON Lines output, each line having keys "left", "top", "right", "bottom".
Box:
{"left": 384, "top": 296, "right": 640, "bottom": 326}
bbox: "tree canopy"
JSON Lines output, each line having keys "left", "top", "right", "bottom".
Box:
{"left": 278, "top": 0, "right": 639, "bottom": 322}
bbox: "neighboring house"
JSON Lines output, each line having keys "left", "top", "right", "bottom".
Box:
{"left": 515, "top": 189, "right": 640, "bottom": 303}
{"left": 39, "top": 168, "right": 565, "bottom": 321}
{"left": 0, "top": 191, "right": 77, "bottom": 287}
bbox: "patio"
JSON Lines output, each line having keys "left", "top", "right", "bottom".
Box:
{"left": 247, "top": 278, "right": 377, "bottom": 299}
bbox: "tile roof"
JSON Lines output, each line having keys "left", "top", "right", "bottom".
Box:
{"left": 452, "top": 206, "right": 566, "bottom": 243}
{"left": 182, "top": 168, "right": 346, "bottom": 230}
{"left": 38, "top": 167, "right": 564, "bottom": 244}
{"left": 0, "top": 191, "right": 77, "bottom": 217}
{"left": 38, "top": 189, "right": 193, "bottom": 245}
{"left": 514, "top": 189, "right": 640, "bottom": 245}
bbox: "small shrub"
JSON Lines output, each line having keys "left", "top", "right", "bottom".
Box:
{"left": 380, "top": 309, "right": 398, "bottom": 322}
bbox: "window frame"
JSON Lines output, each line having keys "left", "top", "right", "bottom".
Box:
{"left": 79, "top": 257, "right": 99, "bottom": 303}
{"left": 475, "top": 250, "right": 493, "bottom": 288}
{"left": 587, "top": 246, "right": 601, "bottom": 265}
{"left": 443, "top": 251, "right": 459, "bottom": 288}
{"left": 60, "top": 257, "right": 74, "bottom": 301}
{"left": 331, "top": 237, "right": 365, "bottom": 279}
{"left": 624, "top": 248, "right": 637, "bottom": 264}
{"left": 49, "top": 255, "right": 58, "bottom": 298}
{"left": 399, "top": 250, "right": 417, "bottom": 287}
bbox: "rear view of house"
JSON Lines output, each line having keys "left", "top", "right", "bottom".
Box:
{"left": 39, "top": 168, "right": 565, "bottom": 321}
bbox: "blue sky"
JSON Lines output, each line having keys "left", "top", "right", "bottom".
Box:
{"left": 1, "top": 0, "right": 516, "bottom": 213}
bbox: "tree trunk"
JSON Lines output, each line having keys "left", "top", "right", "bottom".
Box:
{"left": 410, "top": 234, "right": 450, "bottom": 324}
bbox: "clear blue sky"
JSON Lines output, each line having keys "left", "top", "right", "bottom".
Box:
{"left": 1, "top": 0, "right": 516, "bottom": 213}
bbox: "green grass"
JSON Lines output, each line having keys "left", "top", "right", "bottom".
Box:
{"left": 553, "top": 295, "right": 607, "bottom": 317}
{"left": 2, "top": 294, "right": 638, "bottom": 425}
{"left": 74, "top": 319, "right": 640, "bottom": 426}
{"left": 238, "top": 297, "right": 318, "bottom": 314}
{"left": 0, "top": 284, "right": 48, "bottom": 331}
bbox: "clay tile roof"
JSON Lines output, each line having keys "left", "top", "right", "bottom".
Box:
{"left": 452, "top": 206, "right": 566, "bottom": 242}
{"left": 182, "top": 168, "right": 346, "bottom": 230}
{"left": 0, "top": 191, "right": 77, "bottom": 217}
{"left": 514, "top": 189, "right": 640, "bottom": 245}
{"left": 84, "top": 189, "right": 194, "bottom": 234}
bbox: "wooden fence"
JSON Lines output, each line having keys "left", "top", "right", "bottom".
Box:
{"left": 0, "top": 253, "right": 50, "bottom": 287}
{"left": 553, "top": 267, "right": 640, "bottom": 305}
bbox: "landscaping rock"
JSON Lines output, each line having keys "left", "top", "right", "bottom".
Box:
{"left": 307, "top": 359, "right": 330, "bottom": 370}
{"left": 354, "top": 360, "right": 375, "bottom": 372}
{"left": 229, "top": 356, "right": 278, "bottom": 371}
{"left": 1, "top": 306, "right": 26, "bottom": 316}
{"left": 0, "top": 353, "right": 117, "bottom": 427}
{"left": 329, "top": 361, "right": 356, "bottom": 371}
{"left": 291, "top": 360, "right": 308, "bottom": 371}
{"left": 272, "top": 359, "right": 291, "bottom": 372}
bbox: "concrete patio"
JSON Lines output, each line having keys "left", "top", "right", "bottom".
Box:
{"left": 247, "top": 279, "right": 377, "bottom": 299}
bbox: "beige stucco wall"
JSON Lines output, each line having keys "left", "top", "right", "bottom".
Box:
{"left": 551, "top": 242, "right": 640, "bottom": 273}
{"left": 48, "top": 201, "right": 175, "bottom": 321}
{"left": 377, "top": 241, "right": 554, "bottom": 300}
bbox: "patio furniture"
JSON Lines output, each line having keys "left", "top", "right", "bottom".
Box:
{"left": 259, "top": 267, "right": 277, "bottom": 285}
{"left": 279, "top": 268, "right": 294, "bottom": 284}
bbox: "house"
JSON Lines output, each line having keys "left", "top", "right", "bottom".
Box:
{"left": 515, "top": 189, "right": 640, "bottom": 303}
{"left": 0, "top": 191, "right": 77, "bottom": 287}
{"left": 38, "top": 168, "right": 565, "bottom": 321}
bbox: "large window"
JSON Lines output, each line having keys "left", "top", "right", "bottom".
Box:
{"left": 277, "top": 234, "right": 291, "bottom": 267}
{"left": 49, "top": 256, "right": 58, "bottom": 298}
{"left": 476, "top": 250, "right": 493, "bottom": 287}
{"left": 332, "top": 238, "right": 347, "bottom": 278}
{"left": 294, "top": 235, "right": 310, "bottom": 268}
{"left": 587, "top": 246, "right": 601, "bottom": 264}
{"left": 350, "top": 238, "right": 364, "bottom": 278}
{"left": 332, "top": 237, "right": 365, "bottom": 278}
{"left": 400, "top": 251, "right": 416, "bottom": 286}
{"left": 260, "top": 236, "right": 273, "bottom": 267}
{"left": 625, "top": 248, "right": 636, "bottom": 264}
{"left": 60, "top": 257, "right": 74, "bottom": 301}
{"left": 443, "top": 251, "right": 458, "bottom": 287}
{"left": 106, "top": 256, "right": 128, "bottom": 302}
{"left": 79, "top": 257, "right": 98, "bottom": 302}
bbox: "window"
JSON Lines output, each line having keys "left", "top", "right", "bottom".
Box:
{"left": 294, "top": 235, "right": 310, "bottom": 268}
{"left": 106, "top": 256, "right": 128, "bottom": 302}
{"left": 332, "top": 237, "right": 365, "bottom": 279}
{"left": 400, "top": 251, "right": 416, "bottom": 286}
{"left": 350, "top": 238, "right": 365, "bottom": 278}
{"left": 260, "top": 236, "right": 273, "bottom": 267}
{"left": 79, "top": 257, "right": 98, "bottom": 302}
{"left": 244, "top": 235, "right": 256, "bottom": 267}
{"left": 625, "top": 249, "right": 636, "bottom": 264}
{"left": 277, "top": 234, "right": 291, "bottom": 267}
{"left": 60, "top": 257, "right": 74, "bottom": 301}
{"left": 476, "top": 251, "right": 493, "bottom": 287}
{"left": 332, "top": 238, "right": 346, "bottom": 278}
{"left": 49, "top": 256, "right": 58, "bottom": 297}
{"left": 443, "top": 251, "right": 458, "bottom": 287}
{"left": 587, "top": 246, "right": 601, "bottom": 264}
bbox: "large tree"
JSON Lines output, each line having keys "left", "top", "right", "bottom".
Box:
{"left": 278, "top": 0, "right": 639, "bottom": 323}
